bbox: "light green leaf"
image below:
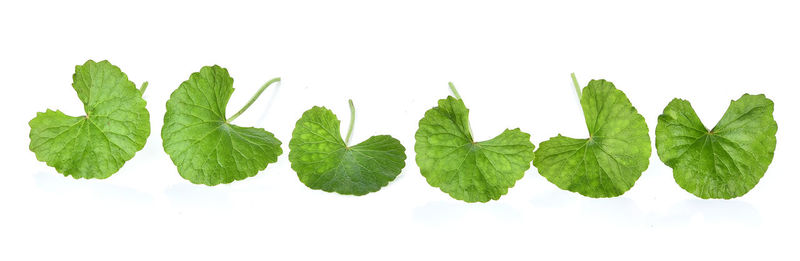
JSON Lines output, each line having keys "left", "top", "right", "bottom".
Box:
{"left": 289, "top": 101, "right": 406, "bottom": 195}
{"left": 415, "top": 84, "right": 535, "bottom": 203}
{"left": 533, "top": 76, "right": 651, "bottom": 198}
{"left": 656, "top": 94, "right": 777, "bottom": 199}
{"left": 29, "top": 60, "right": 150, "bottom": 179}
{"left": 162, "top": 65, "right": 282, "bottom": 185}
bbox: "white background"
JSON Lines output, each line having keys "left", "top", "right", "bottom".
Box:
{"left": 1, "top": 1, "right": 798, "bottom": 260}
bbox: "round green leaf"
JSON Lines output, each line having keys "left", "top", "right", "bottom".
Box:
{"left": 656, "top": 94, "right": 777, "bottom": 199}
{"left": 289, "top": 106, "right": 406, "bottom": 195}
{"left": 162, "top": 65, "right": 282, "bottom": 185}
{"left": 29, "top": 60, "right": 150, "bottom": 179}
{"left": 533, "top": 79, "right": 651, "bottom": 198}
{"left": 415, "top": 96, "right": 535, "bottom": 203}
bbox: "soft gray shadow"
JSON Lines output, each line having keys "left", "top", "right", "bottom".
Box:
{"left": 578, "top": 197, "right": 644, "bottom": 227}
{"left": 653, "top": 199, "right": 761, "bottom": 227}
{"left": 529, "top": 189, "right": 575, "bottom": 209}
{"left": 413, "top": 201, "right": 468, "bottom": 226}
{"left": 484, "top": 202, "right": 524, "bottom": 222}
{"left": 164, "top": 183, "right": 231, "bottom": 209}
{"left": 33, "top": 171, "right": 154, "bottom": 206}
{"left": 413, "top": 200, "right": 522, "bottom": 226}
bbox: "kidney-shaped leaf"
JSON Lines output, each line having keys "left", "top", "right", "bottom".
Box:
{"left": 29, "top": 60, "right": 150, "bottom": 179}
{"left": 162, "top": 65, "right": 282, "bottom": 185}
{"left": 533, "top": 78, "right": 651, "bottom": 198}
{"left": 416, "top": 93, "right": 535, "bottom": 203}
{"left": 656, "top": 94, "right": 777, "bottom": 199}
{"left": 289, "top": 105, "right": 406, "bottom": 195}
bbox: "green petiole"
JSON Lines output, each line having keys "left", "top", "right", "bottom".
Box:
{"left": 448, "top": 82, "right": 474, "bottom": 140}
{"left": 571, "top": 73, "right": 581, "bottom": 99}
{"left": 139, "top": 81, "right": 149, "bottom": 95}
{"left": 227, "top": 77, "right": 281, "bottom": 123}
{"left": 345, "top": 99, "right": 356, "bottom": 146}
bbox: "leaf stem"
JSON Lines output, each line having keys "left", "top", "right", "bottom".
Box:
{"left": 227, "top": 77, "right": 281, "bottom": 123}
{"left": 448, "top": 82, "right": 474, "bottom": 140}
{"left": 139, "top": 81, "right": 149, "bottom": 95}
{"left": 571, "top": 73, "right": 592, "bottom": 139}
{"left": 345, "top": 99, "right": 356, "bottom": 146}
{"left": 448, "top": 82, "right": 462, "bottom": 100}
{"left": 571, "top": 73, "right": 581, "bottom": 99}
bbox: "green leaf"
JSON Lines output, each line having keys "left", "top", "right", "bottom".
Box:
{"left": 29, "top": 60, "right": 150, "bottom": 179}
{"left": 533, "top": 77, "right": 651, "bottom": 198}
{"left": 656, "top": 94, "right": 777, "bottom": 199}
{"left": 162, "top": 65, "right": 282, "bottom": 185}
{"left": 289, "top": 102, "right": 406, "bottom": 196}
{"left": 415, "top": 85, "right": 535, "bottom": 203}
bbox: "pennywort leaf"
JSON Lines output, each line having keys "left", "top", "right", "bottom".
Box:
{"left": 161, "top": 65, "right": 282, "bottom": 185}
{"left": 656, "top": 94, "right": 777, "bottom": 199}
{"left": 289, "top": 100, "right": 406, "bottom": 195}
{"left": 533, "top": 74, "right": 651, "bottom": 198}
{"left": 29, "top": 60, "right": 150, "bottom": 179}
{"left": 415, "top": 83, "right": 535, "bottom": 203}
